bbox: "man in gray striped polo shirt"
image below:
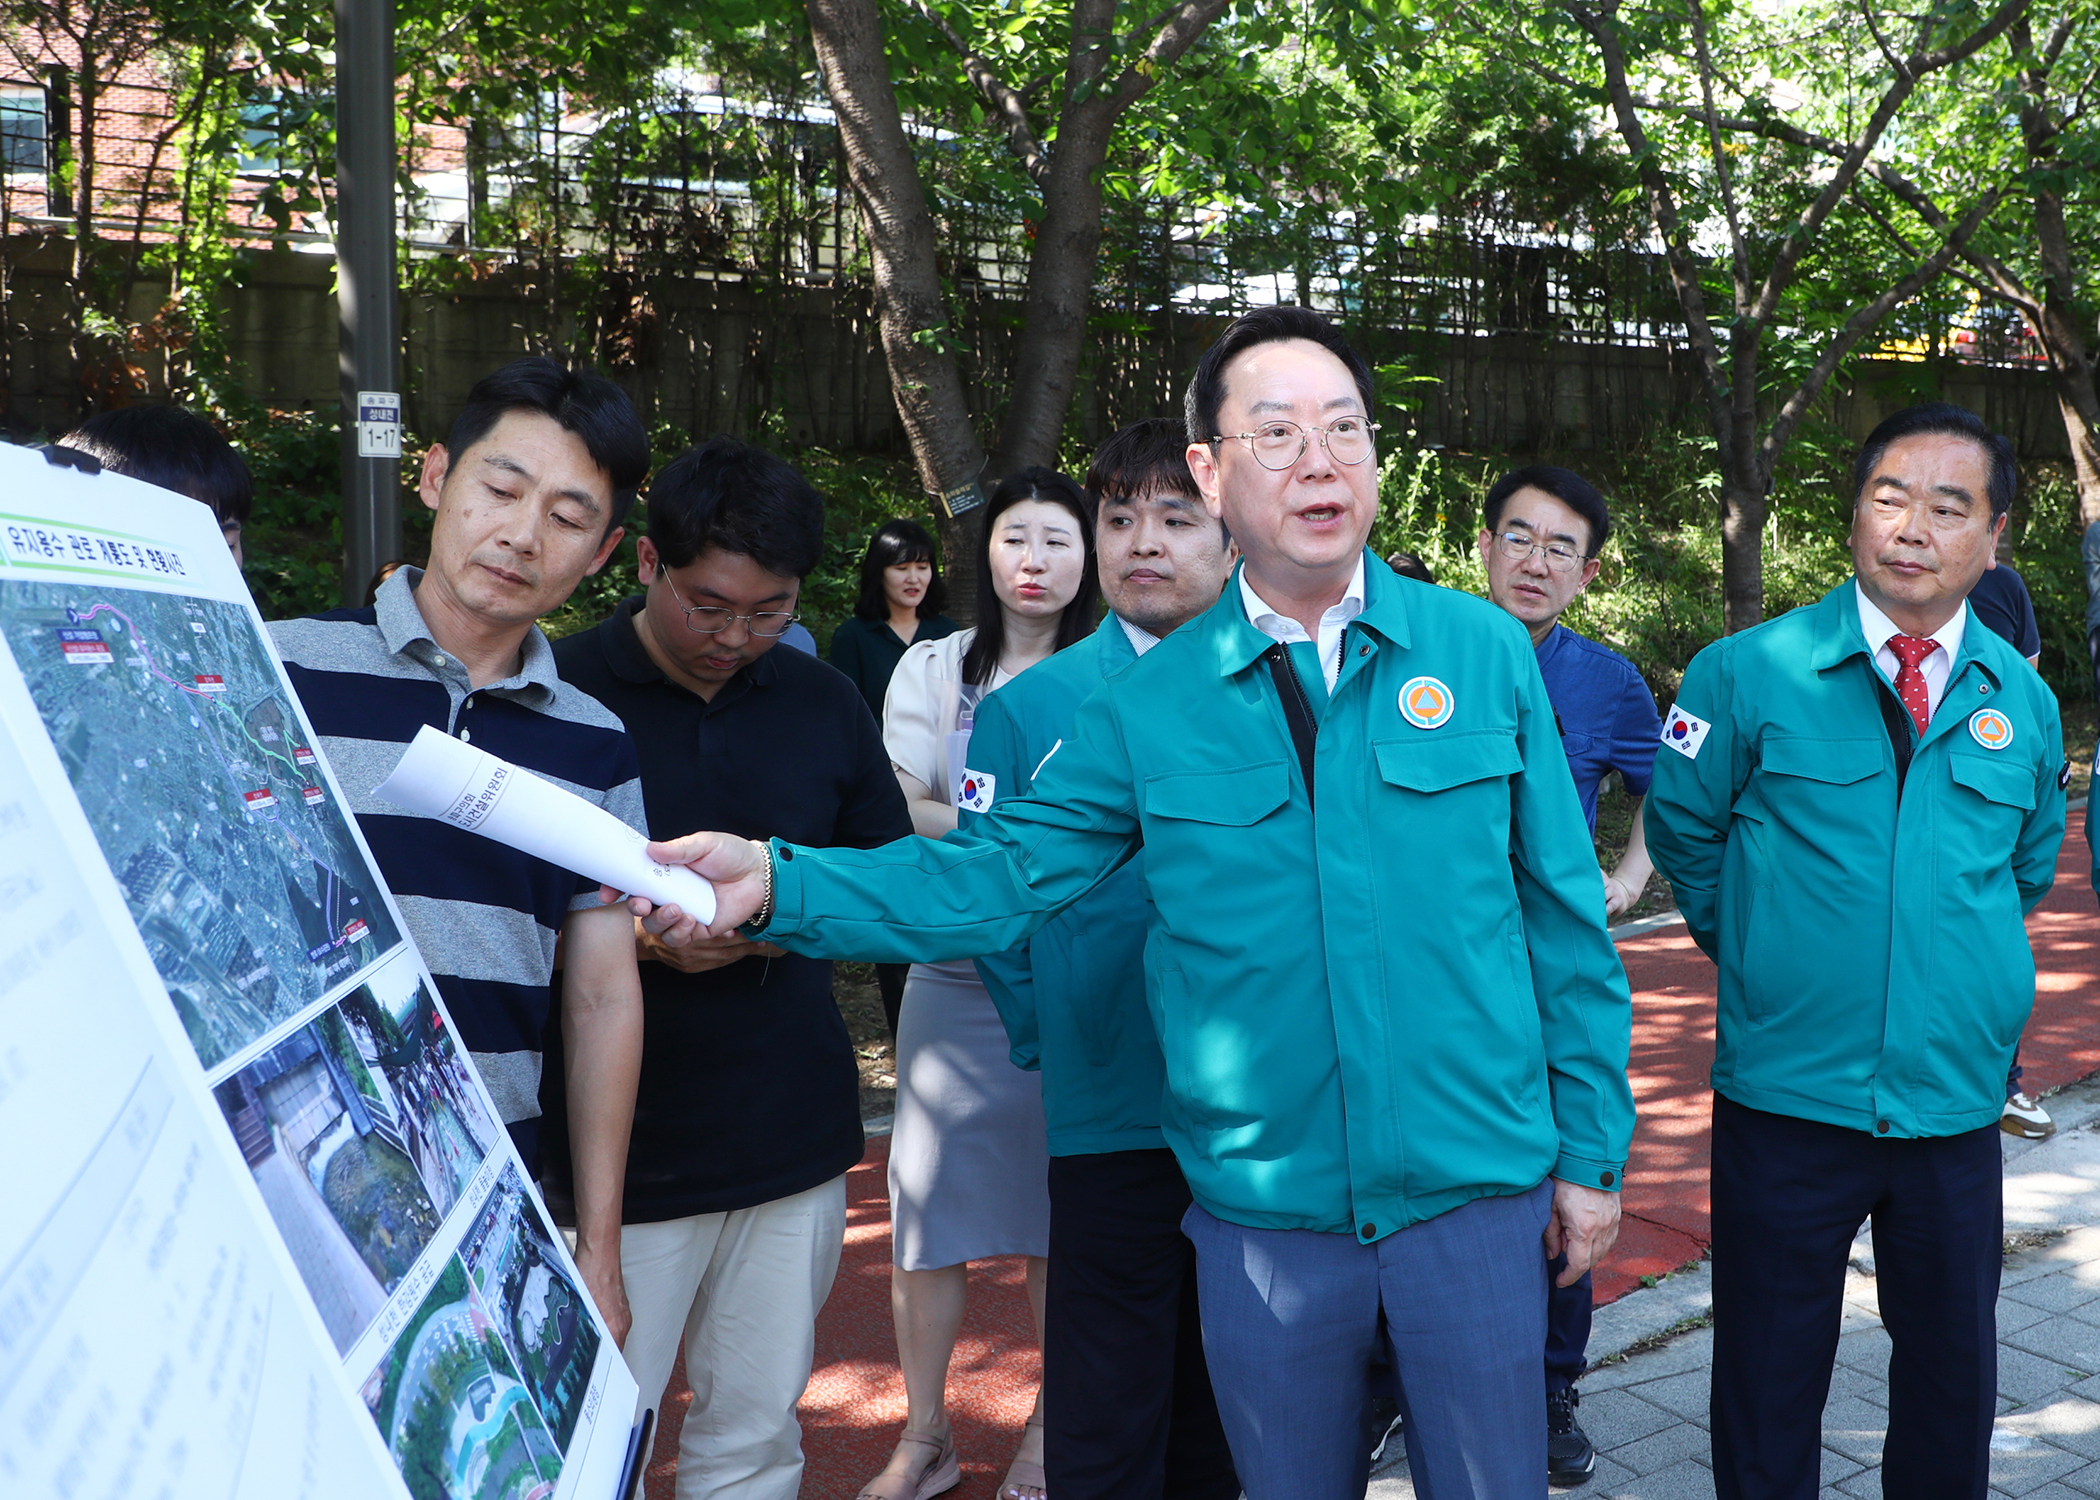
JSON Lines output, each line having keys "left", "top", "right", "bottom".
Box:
{"left": 270, "top": 357, "right": 650, "bottom": 1342}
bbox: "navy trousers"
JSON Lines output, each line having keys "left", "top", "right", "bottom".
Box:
{"left": 1545, "top": 1266, "right": 1592, "bottom": 1393}
{"left": 1044, "top": 1149, "right": 1238, "bottom": 1500}
{"left": 1710, "top": 1094, "right": 2001, "bottom": 1500}
{"left": 1185, "top": 1179, "right": 1552, "bottom": 1500}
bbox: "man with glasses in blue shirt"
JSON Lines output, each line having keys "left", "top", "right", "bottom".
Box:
{"left": 1478, "top": 464, "right": 1661, "bottom": 1487}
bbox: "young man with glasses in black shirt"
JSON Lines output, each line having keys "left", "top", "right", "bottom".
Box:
{"left": 539, "top": 436, "right": 912, "bottom": 1500}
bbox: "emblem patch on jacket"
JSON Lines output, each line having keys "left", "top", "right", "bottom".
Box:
{"left": 1967, "top": 708, "right": 2013, "bottom": 751}
{"left": 1661, "top": 704, "right": 1710, "bottom": 760}
{"left": 956, "top": 768, "right": 996, "bottom": 812}
{"left": 1398, "top": 676, "right": 1454, "bottom": 729}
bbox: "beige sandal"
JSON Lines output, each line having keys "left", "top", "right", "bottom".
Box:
{"left": 857, "top": 1427, "right": 961, "bottom": 1500}
{"left": 999, "top": 1416, "right": 1047, "bottom": 1500}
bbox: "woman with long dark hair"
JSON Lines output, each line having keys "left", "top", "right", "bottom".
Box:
{"left": 858, "top": 468, "right": 1097, "bottom": 1500}
{"left": 827, "top": 519, "right": 960, "bottom": 718}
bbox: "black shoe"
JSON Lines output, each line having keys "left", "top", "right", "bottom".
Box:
{"left": 1546, "top": 1385, "right": 1596, "bottom": 1487}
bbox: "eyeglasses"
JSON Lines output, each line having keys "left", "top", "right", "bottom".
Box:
{"left": 661, "top": 574, "right": 800, "bottom": 636}
{"left": 1211, "top": 417, "right": 1380, "bottom": 471}
{"left": 1493, "top": 530, "right": 1588, "bottom": 574}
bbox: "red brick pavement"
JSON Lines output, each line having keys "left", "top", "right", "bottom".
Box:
{"left": 1597, "top": 816, "right": 2099, "bottom": 1302}
{"left": 643, "top": 819, "right": 2100, "bottom": 1494}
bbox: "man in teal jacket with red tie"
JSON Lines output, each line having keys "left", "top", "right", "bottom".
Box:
{"left": 1648, "top": 404, "right": 2065, "bottom": 1500}
{"left": 626, "top": 307, "right": 1636, "bottom": 1499}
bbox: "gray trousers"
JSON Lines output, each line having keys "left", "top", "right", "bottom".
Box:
{"left": 1183, "top": 1179, "right": 1553, "bottom": 1500}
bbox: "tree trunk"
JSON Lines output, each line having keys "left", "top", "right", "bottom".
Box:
{"left": 2030, "top": 233, "right": 2100, "bottom": 531}
{"left": 68, "top": 55, "right": 97, "bottom": 411}
{"left": 1719, "top": 468, "right": 1767, "bottom": 636}
{"left": 2053, "top": 384, "right": 2100, "bottom": 531}
{"left": 994, "top": 27, "right": 1119, "bottom": 473}
{"left": 806, "top": 0, "right": 984, "bottom": 620}
{"left": 994, "top": 141, "right": 1105, "bottom": 471}
{"left": 1721, "top": 337, "right": 1765, "bottom": 634}
{"left": 2018, "top": 68, "right": 2100, "bottom": 529}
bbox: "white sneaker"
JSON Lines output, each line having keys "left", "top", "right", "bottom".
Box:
{"left": 2003, "top": 1092, "right": 2057, "bottom": 1140}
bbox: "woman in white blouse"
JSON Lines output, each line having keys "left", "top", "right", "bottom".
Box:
{"left": 860, "top": 469, "right": 1099, "bottom": 1500}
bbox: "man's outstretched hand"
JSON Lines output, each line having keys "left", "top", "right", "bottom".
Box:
{"left": 601, "top": 832, "right": 771, "bottom": 947}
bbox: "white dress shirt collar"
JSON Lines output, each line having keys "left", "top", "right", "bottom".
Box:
{"left": 1117, "top": 615, "right": 1162, "bottom": 658}
{"left": 1855, "top": 579, "right": 1967, "bottom": 716}
{"left": 1239, "top": 556, "right": 1367, "bottom": 692}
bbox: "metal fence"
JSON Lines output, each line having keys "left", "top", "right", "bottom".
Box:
{"left": 0, "top": 38, "right": 2047, "bottom": 419}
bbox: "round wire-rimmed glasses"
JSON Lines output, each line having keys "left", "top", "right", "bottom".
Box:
{"left": 1211, "top": 417, "right": 1381, "bottom": 470}
{"left": 661, "top": 573, "right": 801, "bottom": 635}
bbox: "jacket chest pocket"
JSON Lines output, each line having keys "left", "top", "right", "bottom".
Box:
{"left": 1141, "top": 762, "right": 1293, "bottom": 910}
{"left": 1945, "top": 751, "right": 2034, "bottom": 856}
{"left": 1752, "top": 736, "right": 1881, "bottom": 821}
{"left": 1373, "top": 730, "right": 1522, "bottom": 793}
{"left": 1371, "top": 728, "right": 1522, "bottom": 842}
{"left": 1143, "top": 761, "right": 1293, "bottom": 824}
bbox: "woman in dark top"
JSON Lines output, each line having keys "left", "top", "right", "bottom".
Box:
{"left": 828, "top": 519, "right": 961, "bottom": 718}
{"left": 828, "top": 520, "right": 961, "bottom": 1043}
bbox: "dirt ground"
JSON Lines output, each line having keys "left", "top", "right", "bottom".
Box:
{"left": 833, "top": 962, "right": 897, "bottom": 1122}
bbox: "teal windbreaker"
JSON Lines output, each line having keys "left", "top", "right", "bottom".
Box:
{"left": 964, "top": 613, "right": 1165, "bottom": 1157}
{"left": 758, "top": 555, "right": 1636, "bottom": 1240}
{"left": 1647, "top": 582, "right": 2064, "bottom": 1137}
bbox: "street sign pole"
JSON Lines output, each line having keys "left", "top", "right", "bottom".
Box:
{"left": 336, "top": 0, "right": 401, "bottom": 607}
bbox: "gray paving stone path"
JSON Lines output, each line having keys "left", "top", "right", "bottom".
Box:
{"left": 1367, "top": 1078, "right": 2100, "bottom": 1499}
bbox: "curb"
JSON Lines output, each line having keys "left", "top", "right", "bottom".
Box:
{"left": 1608, "top": 908, "right": 1685, "bottom": 941}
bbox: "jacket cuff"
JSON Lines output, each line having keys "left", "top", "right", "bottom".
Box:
{"left": 1552, "top": 1153, "right": 1626, "bottom": 1194}
{"left": 746, "top": 837, "right": 806, "bottom": 939}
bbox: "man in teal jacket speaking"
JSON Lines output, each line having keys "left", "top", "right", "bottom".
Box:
{"left": 1648, "top": 404, "right": 2066, "bottom": 1500}
{"left": 964, "top": 417, "right": 1240, "bottom": 1500}
{"left": 629, "top": 307, "right": 1637, "bottom": 1498}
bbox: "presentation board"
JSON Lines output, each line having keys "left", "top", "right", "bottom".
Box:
{"left": 0, "top": 443, "right": 641, "bottom": 1500}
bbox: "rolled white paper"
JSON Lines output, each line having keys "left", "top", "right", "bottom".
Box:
{"left": 374, "top": 723, "right": 718, "bottom": 926}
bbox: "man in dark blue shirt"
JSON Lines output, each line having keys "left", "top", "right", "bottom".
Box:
{"left": 1478, "top": 464, "right": 1660, "bottom": 1486}
{"left": 1968, "top": 563, "right": 2042, "bottom": 665}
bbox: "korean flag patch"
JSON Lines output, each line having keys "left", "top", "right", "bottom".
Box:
{"left": 1661, "top": 704, "right": 1711, "bottom": 761}
{"left": 956, "top": 768, "right": 996, "bottom": 813}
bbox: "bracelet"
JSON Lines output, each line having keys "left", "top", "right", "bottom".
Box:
{"left": 749, "top": 838, "right": 776, "bottom": 932}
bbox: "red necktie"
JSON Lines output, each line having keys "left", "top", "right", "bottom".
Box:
{"left": 1886, "top": 634, "right": 1939, "bottom": 737}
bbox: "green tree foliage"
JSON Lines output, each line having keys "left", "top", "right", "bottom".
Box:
{"left": 47, "top": 0, "right": 2096, "bottom": 669}
{"left": 1780, "top": 4, "right": 2100, "bottom": 528}
{"left": 1424, "top": 0, "right": 2034, "bottom": 629}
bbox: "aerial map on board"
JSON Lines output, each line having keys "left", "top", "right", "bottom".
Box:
{"left": 0, "top": 580, "right": 399, "bottom": 1068}
{"left": 363, "top": 1250, "right": 566, "bottom": 1500}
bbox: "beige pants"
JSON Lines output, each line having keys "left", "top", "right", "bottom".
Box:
{"left": 619, "top": 1175, "right": 849, "bottom": 1500}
